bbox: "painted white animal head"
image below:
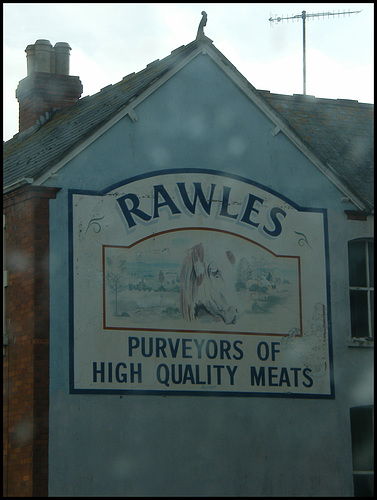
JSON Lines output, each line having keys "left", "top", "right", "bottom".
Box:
{"left": 180, "top": 243, "right": 238, "bottom": 324}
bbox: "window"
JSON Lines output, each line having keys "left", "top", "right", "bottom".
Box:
{"left": 350, "top": 405, "right": 374, "bottom": 497}
{"left": 348, "top": 239, "right": 374, "bottom": 340}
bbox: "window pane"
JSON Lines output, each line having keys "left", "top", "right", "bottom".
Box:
{"left": 350, "top": 290, "right": 369, "bottom": 338}
{"left": 353, "top": 474, "right": 374, "bottom": 497}
{"left": 368, "top": 241, "right": 374, "bottom": 287}
{"left": 350, "top": 406, "right": 374, "bottom": 471}
{"left": 349, "top": 241, "right": 367, "bottom": 287}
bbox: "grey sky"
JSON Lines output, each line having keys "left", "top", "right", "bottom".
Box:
{"left": 3, "top": 3, "right": 374, "bottom": 141}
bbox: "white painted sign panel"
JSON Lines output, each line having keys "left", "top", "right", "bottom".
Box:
{"left": 69, "top": 169, "right": 334, "bottom": 398}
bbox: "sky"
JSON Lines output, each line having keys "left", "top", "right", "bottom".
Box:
{"left": 3, "top": 2, "right": 374, "bottom": 142}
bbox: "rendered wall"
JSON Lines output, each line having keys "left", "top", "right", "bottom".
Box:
{"left": 45, "top": 55, "right": 373, "bottom": 496}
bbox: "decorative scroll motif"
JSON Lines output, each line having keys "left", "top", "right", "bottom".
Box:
{"left": 85, "top": 216, "right": 105, "bottom": 235}
{"left": 294, "top": 230, "right": 312, "bottom": 249}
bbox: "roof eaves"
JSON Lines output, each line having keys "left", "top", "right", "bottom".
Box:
{"left": 3, "top": 176, "right": 34, "bottom": 195}
{"left": 198, "top": 54, "right": 372, "bottom": 211}
{"left": 2, "top": 40, "right": 202, "bottom": 191}
{"left": 31, "top": 40, "right": 205, "bottom": 187}
{"left": 258, "top": 91, "right": 374, "bottom": 211}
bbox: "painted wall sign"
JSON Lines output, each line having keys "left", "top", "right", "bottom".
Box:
{"left": 69, "top": 169, "right": 334, "bottom": 398}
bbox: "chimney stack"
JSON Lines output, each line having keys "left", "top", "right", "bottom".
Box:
{"left": 16, "top": 39, "right": 83, "bottom": 133}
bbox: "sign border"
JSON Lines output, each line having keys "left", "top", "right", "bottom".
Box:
{"left": 102, "top": 229, "right": 303, "bottom": 336}
{"left": 68, "top": 168, "right": 335, "bottom": 399}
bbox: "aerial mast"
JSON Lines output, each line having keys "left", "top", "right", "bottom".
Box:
{"left": 268, "top": 9, "right": 362, "bottom": 95}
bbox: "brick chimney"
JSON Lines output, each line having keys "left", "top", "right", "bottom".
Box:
{"left": 16, "top": 39, "right": 83, "bottom": 133}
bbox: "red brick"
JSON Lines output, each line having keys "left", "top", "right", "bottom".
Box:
{"left": 3, "top": 186, "right": 59, "bottom": 497}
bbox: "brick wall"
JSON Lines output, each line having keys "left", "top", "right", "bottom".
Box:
{"left": 16, "top": 73, "right": 83, "bottom": 132}
{"left": 3, "top": 186, "right": 59, "bottom": 497}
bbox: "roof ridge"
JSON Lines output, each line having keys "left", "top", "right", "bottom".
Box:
{"left": 258, "top": 90, "right": 374, "bottom": 108}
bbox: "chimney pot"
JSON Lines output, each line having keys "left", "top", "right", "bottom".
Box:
{"left": 25, "top": 44, "right": 36, "bottom": 75}
{"left": 54, "top": 42, "right": 71, "bottom": 75}
{"left": 34, "top": 39, "right": 53, "bottom": 73}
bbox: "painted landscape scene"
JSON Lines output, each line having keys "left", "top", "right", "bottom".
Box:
{"left": 103, "top": 230, "right": 301, "bottom": 335}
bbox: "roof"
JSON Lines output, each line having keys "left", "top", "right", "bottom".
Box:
{"left": 3, "top": 38, "right": 202, "bottom": 188}
{"left": 3, "top": 35, "right": 374, "bottom": 212}
{"left": 259, "top": 91, "right": 374, "bottom": 211}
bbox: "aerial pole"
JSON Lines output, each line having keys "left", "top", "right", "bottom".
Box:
{"left": 269, "top": 9, "right": 362, "bottom": 95}
{"left": 302, "top": 10, "right": 306, "bottom": 95}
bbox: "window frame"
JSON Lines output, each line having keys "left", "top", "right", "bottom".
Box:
{"left": 347, "top": 238, "right": 374, "bottom": 347}
{"left": 350, "top": 405, "right": 374, "bottom": 497}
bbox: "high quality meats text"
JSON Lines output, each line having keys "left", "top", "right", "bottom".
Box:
{"left": 91, "top": 337, "right": 314, "bottom": 389}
